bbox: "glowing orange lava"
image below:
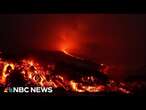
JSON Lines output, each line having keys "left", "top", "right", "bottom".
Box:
{"left": 62, "top": 49, "right": 83, "bottom": 60}
{"left": 0, "top": 54, "right": 131, "bottom": 94}
{"left": 0, "top": 62, "right": 15, "bottom": 84}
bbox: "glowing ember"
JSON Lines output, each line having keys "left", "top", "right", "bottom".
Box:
{"left": 62, "top": 49, "right": 83, "bottom": 60}
{"left": 70, "top": 80, "right": 85, "bottom": 92}
{"left": 69, "top": 79, "right": 105, "bottom": 93}
{"left": 82, "top": 85, "right": 105, "bottom": 92}
{"left": 0, "top": 62, "right": 15, "bottom": 84}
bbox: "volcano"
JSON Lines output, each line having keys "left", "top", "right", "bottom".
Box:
{"left": 0, "top": 49, "right": 131, "bottom": 95}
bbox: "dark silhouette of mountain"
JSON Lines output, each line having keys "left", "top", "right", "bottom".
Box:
{"left": 125, "top": 65, "right": 146, "bottom": 81}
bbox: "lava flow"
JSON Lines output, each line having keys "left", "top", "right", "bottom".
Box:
{"left": 0, "top": 50, "right": 131, "bottom": 95}
{"left": 62, "top": 49, "right": 84, "bottom": 60}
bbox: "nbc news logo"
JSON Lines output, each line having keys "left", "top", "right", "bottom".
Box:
{"left": 3, "top": 87, "right": 53, "bottom": 93}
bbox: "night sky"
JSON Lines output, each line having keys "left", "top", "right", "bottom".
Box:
{"left": 0, "top": 14, "right": 146, "bottom": 79}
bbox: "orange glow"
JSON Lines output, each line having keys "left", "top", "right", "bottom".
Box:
{"left": 59, "top": 44, "right": 74, "bottom": 55}
{"left": 4, "top": 88, "right": 8, "bottom": 93}
{"left": 62, "top": 49, "right": 83, "bottom": 60}
{"left": 0, "top": 62, "right": 15, "bottom": 84}
{"left": 62, "top": 49, "right": 74, "bottom": 57}
{"left": 57, "top": 28, "right": 79, "bottom": 55}
{"left": 82, "top": 85, "right": 105, "bottom": 92}
{"left": 70, "top": 80, "right": 85, "bottom": 92}
{"left": 69, "top": 79, "right": 105, "bottom": 93}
